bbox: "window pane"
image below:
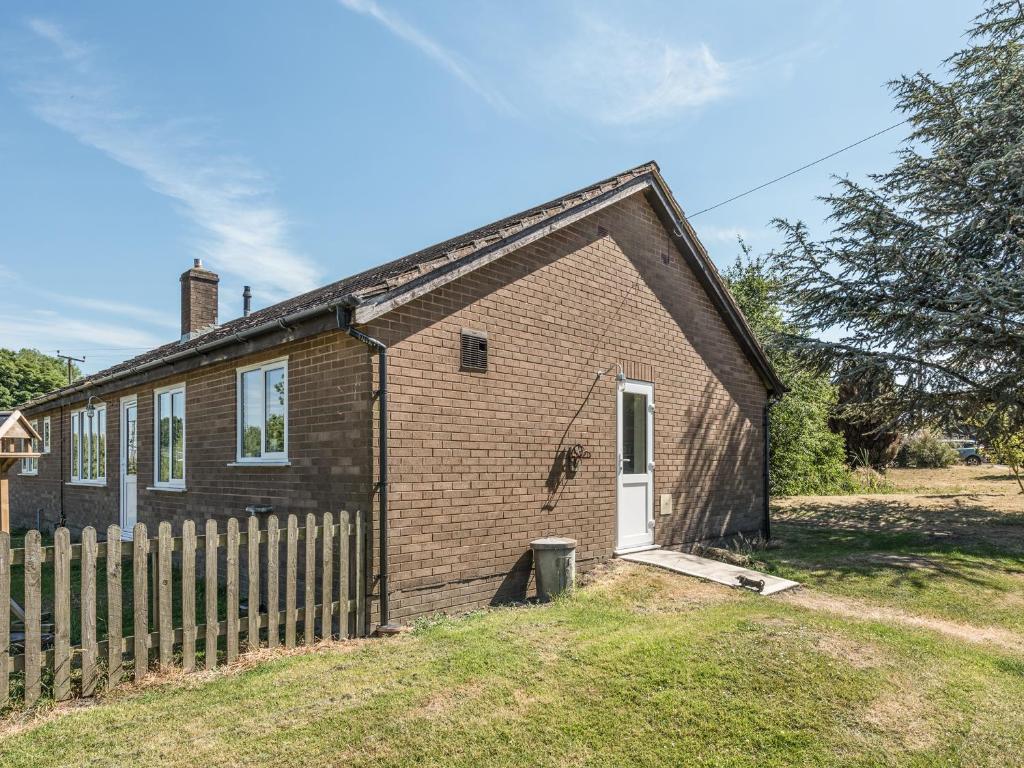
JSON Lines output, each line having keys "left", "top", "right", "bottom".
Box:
{"left": 126, "top": 405, "right": 138, "bottom": 476}
{"left": 84, "top": 413, "right": 93, "bottom": 480}
{"left": 621, "top": 392, "right": 647, "bottom": 474}
{"left": 71, "top": 414, "right": 79, "bottom": 479}
{"left": 158, "top": 391, "right": 171, "bottom": 483}
{"left": 265, "top": 367, "right": 285, "bottom": 454}
{"left": 97, "top": 408, "right": 106, "bottom": 479}
{"left": 43, "top": 418, "right": 50, "bottom": 453}
{"left": 241, "top": 370, "right": 262, "bottom": 458}
{"left": 171, "top": 391, "right": 184, "bottom": 481}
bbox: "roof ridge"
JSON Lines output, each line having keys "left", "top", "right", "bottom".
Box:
{"left": 22, "top": 161, "right": 670, "bottom": 406}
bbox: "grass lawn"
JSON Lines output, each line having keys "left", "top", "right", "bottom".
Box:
{"left": 764, "top": 466, "right": 1024, "bottom": 635}
{"left": 1, "top": 465, "right": 1022, "bottom": 767}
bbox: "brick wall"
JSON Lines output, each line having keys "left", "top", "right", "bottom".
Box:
{"left": 368, "top": 191, "right": 768, "bottom": 621}
{"left": 180, "top": 263, "right": 219, "bottom": 337}
{"left": 7, "top": 332, "right": 374, "bottom": 536}
{"left": 6, "top": 190, "right": 769, "bottom": 627}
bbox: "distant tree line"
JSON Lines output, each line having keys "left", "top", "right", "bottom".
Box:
{"left": 0, "top": 348, "right": 78, "bottom": 410}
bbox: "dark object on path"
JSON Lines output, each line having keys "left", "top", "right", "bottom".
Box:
{"left": 736, "top": 575, "right": 765, "bottom": 593}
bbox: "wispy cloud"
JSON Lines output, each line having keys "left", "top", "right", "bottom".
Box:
{"left": 13, "top": 18, "right": 322, "bottom": 302}
{"left": 337, "top": 0, "right": 514, "bottom": 114}
{"left": 0, "top": 309, "right": 164, "bottom": 354}
{"left": 536, "top": 13, "right": 731, "bottom": 125}
{"left": 42, "top": 292, "right": 179, "bottom": 331}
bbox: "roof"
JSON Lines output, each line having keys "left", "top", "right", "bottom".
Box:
{"left": 0, "top": 410, "right": 41, "bottom": 442}
{"left": 22, "top": 162, "right": 783, "bottom": 408}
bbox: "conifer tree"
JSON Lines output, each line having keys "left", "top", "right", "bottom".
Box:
{"left": 773, "top": 1, "right": 1024, "bottom": 439}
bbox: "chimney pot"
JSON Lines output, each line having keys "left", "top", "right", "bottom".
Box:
{"left": 180, "top": 260, "right": 219, "bottom": 339}
{"left": 243, "top": 285, "right": 252, "bottom": 317}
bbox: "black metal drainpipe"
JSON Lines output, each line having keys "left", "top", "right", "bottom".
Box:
{"left": 762, "top": 396, "right": 778, "bottom": 540}
{"left": 337, "top": 306, "right": 394, "bottom": 631}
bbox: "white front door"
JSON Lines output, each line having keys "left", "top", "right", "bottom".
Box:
{"left": 616, "top": 379, "right": 655, "bottom": 552}
{"left": 120, "top": 397, "right": 138, "bottom": 539}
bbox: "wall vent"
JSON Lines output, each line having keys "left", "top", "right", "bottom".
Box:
{"left": 460, "top": 329, "right": 488, "bottom": 372}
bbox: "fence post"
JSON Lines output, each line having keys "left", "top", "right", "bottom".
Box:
{"left": 106, "top": 526, "right": 123, "bottom": 688}
{"left": 53, "top": 527, "right": 71, "bottom": 701}
{"left": 247, "top": 515, "right": 260, "bottom": 651}
{"left": 321, "top": 512, "right": 333, "bottom": 640}
{"left": 0, "top": 531, "right": 9, "bottom": 706}
{"left": 158, "top": 522, "right": 173, "bottom": 670}
{"left": 355, "top": 509, "right": 365, "bottom": 638}
{"left": 338, "top": 510, "right": 351, "bottom": 638}
{"left": 182, "top": 520, "right": 196, "bottom": 672}
{"left": 133, "top": 523, "right": 149, "bottom": 683}
{"left": 150, "top": 545, "right": 159, "bottom": 637}
{"left": 285, "top": 515, "right": 297, "bottom": 649}
{"left": 267, "top": 515, "right": 279, "bottom": 650}
{"left": 227, "top": 518, "right": 239, "bottom": 664}
{"left": 24, "top": 530, "right": 41, "bottom": 706}
{"left": 205, "top": 519, "right": 218, "bottom": 670}
{"left": 304, "top": 513, "right": 316, "bottom": 645}
{"left": 81, "top": 527, "right": 99, "bottom": 696}
{"left": 0, "top": 532, "right": 8, "bottom": 708}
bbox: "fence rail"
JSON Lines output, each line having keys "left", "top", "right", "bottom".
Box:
{"left": 0, "top": 510, "right": 368, "bottom": 708}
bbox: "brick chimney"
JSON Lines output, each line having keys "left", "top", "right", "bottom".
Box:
{"left": 180, "top": 259, "right": 219, "bottom": 340}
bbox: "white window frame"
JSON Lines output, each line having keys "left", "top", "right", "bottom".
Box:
{"left": 42, "top": 416, "right": 51, "bottom": 454}
{"left": 153, "top": 382, "right": 187, "bottom": 489}
{"left": 21, "top": 418, "right": 39, "bottom": 475}
{"left": 70, "top": 406, "right": 107, "bottom": 485}
{"left": 235, "top": 357, "right": 289, "bottom": 464}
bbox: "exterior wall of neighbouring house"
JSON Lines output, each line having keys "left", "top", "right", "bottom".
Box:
{"left": 6, "top": 332, "right": 374, "bottom": 536}
{"left": 369, "top": 191, "right": 768, "bottom": 622}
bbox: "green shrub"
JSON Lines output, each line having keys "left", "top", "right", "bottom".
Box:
{"left": 724, "top": 251, "right": 856, "bottom": 496}
{"left": 899, "top": 431, "right": 959, "bottom": 468}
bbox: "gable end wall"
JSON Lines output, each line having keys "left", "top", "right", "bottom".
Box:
{"left": 372, "top": 192, "right": 768, "bottom": 621}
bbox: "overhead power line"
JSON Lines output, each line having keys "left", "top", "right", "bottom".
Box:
{"left": 687, "top": 118, "right": 910, "bottom": 219}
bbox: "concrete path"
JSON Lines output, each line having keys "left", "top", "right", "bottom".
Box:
{"left": 619, "top": 548, "right": 800, "bottom": 596}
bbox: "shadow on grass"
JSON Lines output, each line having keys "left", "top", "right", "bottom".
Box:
{"left": 763, "top": 496, "right": 1024, "bottom": 593}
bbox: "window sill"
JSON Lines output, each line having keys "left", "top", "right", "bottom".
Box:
{"left": 66, "top": 481, "right": 106, "bottom": 488}
{"left": 146, "top": 485, "right": 187, "bottom": 493}
{"left": 227, "top": 460, "right": 291, "bottom": 467}
{"left": 18, "top": 472, "right": 38, "bottom": 477}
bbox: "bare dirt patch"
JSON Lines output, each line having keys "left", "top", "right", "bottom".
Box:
{"left": 886, "top": 465, "right": 1022, "bottom": 496}
{"left": 781, "top": 589, "right": 1024, "bottom": 654}
{"left": 815, "top": 632, "right": 886, "bottom": 669}
{"left": 863, "top": 685, "right": 939, "bottom": 751}
{"left": 585, "top": 560, "right": 738, "bottom": 613}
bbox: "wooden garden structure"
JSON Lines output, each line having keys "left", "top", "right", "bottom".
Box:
{"left": 0, "top": 410, "right": 40, "bottom": 534}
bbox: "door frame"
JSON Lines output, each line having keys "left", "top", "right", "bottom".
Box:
{"left": 615, "top": 378, "right": 655, "bottom": 554}
{"left": 119, "top": 395, "right": 138, "bottom": 539}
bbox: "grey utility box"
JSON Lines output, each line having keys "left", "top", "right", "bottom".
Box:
{"left": 530, "top": 537, "right": 577, "bottom": 601}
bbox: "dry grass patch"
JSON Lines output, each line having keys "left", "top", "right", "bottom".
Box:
{"left": 781, "top": 588, "right": 1024, "bottom": 654}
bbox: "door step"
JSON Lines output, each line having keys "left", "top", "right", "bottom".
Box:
{"left": 613, "top": 544, "right": 660, "bottom": 557}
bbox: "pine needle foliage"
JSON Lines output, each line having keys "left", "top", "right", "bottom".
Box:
{"left": 772, "top": 1, "right": 1024, "bottom": 440}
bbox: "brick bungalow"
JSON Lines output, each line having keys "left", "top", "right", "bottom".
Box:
{"left": 6, "top": 162, "right": 783, "bottom": 625}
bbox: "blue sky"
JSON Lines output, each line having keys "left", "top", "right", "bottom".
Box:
{"left": 0, "top": 0, "right": 973, "bottom": 373}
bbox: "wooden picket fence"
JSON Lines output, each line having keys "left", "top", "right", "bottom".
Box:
{"left": 0, "top": 510, "right": 368, "bottom": 707}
